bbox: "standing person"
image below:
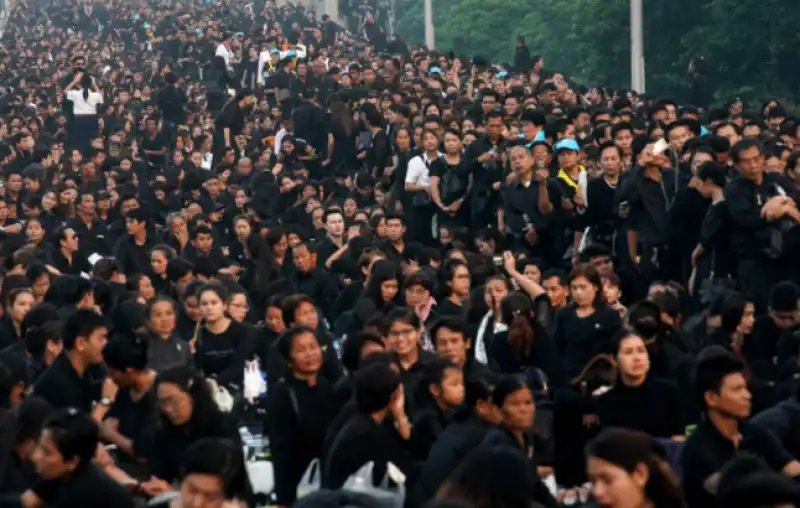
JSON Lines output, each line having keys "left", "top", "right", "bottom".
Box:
{"left": 64, "top": 73, "right": 102, "bottom": 154}
{"left": 467, "top": 109, "right": 506, "bottom": 230}
{"left": 586, "top": 428, "right": 683, "bottom": 508}
{"left": 267, "top": 327, "right": 342, "bottom": 506}
{"left": 215, "top": 89, "right": 256, "bottom": 154}
{"left": 292, "top": 87, "right": 332, "bottom": 179}
{"left": 404, "top": 129, "right": 438, "bottom": 245}
{"left": 430, "top": 129, "right": 471, "bottom": 231}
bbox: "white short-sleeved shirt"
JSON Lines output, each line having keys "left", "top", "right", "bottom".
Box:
{"left": 406, "top": 152, "right": 441, "bottom": 186}
{"left": 66, "top": 89, "right": 103, "bottom": 115}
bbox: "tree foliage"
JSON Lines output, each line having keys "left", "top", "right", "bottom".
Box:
{"left": 394, "top": 0, "right": 800, "bottom": 104}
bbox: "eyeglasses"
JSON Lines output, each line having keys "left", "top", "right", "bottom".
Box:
{"left": 389, "top": 327, "right": 416, "bottom": 338}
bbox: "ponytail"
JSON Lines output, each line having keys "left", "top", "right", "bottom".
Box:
{"left": 507, "top": 313, "right": 533, "bottom": 361}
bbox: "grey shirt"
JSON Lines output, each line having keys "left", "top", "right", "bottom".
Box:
{"left": 147, "top": 334, "right": 193, "bottom": 374}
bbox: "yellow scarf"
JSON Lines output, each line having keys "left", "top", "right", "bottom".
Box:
{"left": 556, "top": 166, "right": 585, "bottom": 189}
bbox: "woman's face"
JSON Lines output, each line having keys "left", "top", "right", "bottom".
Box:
{"left": 290, "top": 331, "right": 323, "bottom": 374}
{"left": 443, "top": 132, "right": 461, "bottom": 155}
{"left": 502, "top": 387, "right": 535, "bottom": 430}
{"left": 293, "top": 301, "right": 318, "bottom": 330}
{"left": 138, "top": 275, "right": 155, "bottom": 301}
{"left": 617, "top": 335, "right": 649, "bottom": 382}
{"left": 450, "top": 265, "right": 471, "bottom": 298}
{"left": 462, "top": 119, "right": 475, "bottom": 132}
{"left": 42, "top": 192, "right": 57, "bottom": 211}
{"left": 422, "top": 132, "right": 438, "bottom": 152}
{"left": 32, "top": 274, "right": 50, "bottom": 301}
{"left": 26, "top": 221, "right": 44, "bottom": 243}
{"left": 571, "top": 275, "right": 598, "bottom": 308}
{"left": 388, "top": 319, "right": 420, "bottom": 356}
{"left": 228, "top": 293, "right": 249, "bottom": 322}
{"left": 184, "top": 295, "right": 202, "bottom": 322}
{"left": 484, "top": 279, "right": 508, "bottom": 312}
{"left": 149, "top": 300, "right": 176, "bottom": 337}
{"left": 380, "top": 278, "right": 399, "bottom": 303}
{"left": 157, "top": 382, "right": 193, "bottom": 426}
{"left": 603, "top": 280, "right": 622, "bottom": 305}
{"left": 739, "top": 302, "right": 756, "bottom": 335}
{"left": 266, "top": 306, "right": 285, "bottom": 334}
{"left": 235, "top": 190, "right": 249, "bottom": 208}
{"left": 434, "top": 367, "right": 465, "bottom": 408}
{"left": 344, "top": 198, "right": 357, "bottom": 217}
{"left": 9, "top": 291, "right": 34, "bottom": 323}
{"left": 272, "top": 235, "right": 289, "bottom": 258}
{"left": 234, "top": 219, "right": 251, "bottom": 240}
{"left": 150, "top": 251, "right": 168, "bottom": 275}
{"left": 587, "top": 457, "right": 648, "bottom": 508}
{"left": 200, "top": 290, "right": 227, "bottom": 323}
{"left": 396, "top": 129, "right": 411, "bottom": 150}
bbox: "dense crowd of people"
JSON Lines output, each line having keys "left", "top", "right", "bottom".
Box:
{"left": 0, "top": 0, "right": 799, "bottom": 507}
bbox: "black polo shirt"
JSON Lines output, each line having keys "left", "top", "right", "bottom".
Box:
{"left": 680, "top": 418, "right": 793, "bottom": 508}
{"left": 31, "top": 353, "right": 95, "bottom": 412}
{"left": 32, "top": 463, "right": 135, "bottom": 508}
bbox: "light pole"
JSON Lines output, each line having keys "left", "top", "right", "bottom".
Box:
{"left": 424, "top": 0, "right": 434, "bottom": 49}
{"left": 630, "top": 0, "right": 645, "bottom": 92}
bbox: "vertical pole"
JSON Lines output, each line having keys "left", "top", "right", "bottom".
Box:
{"left": 424, "top": 0, "right": 434, "bottom": 49}
{"left": 630, "top": 0, "right": 645, "bottom": 92}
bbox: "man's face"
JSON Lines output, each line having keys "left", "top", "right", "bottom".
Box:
{"left": 707, "top": 372, "right": 751, "bottom": 420}
{"left": 614, "top": 129, "right": 633, "bottom": 155}
{"left": 481, "top": 95, "right": 497, "bottom": 113}
{"left": 386, "top": 219, "right": 405, "bottom": 242}
{"left": 668, "top": 126, "right": 691, "bottom": 151}
{"left": 601, "top": 147, "right": 623, "bottom": 176}
{"left": 543, "top": 277, "right": 568, "bottom": 308}
{"left": 292, "top": 245, "right": 315, "bottom": 272}
{"left": 717, "top": 125, "right": 741, "bottom": 147}
{"left": 325, "top": 212, "right": 345, "bottom": 237}
{"left": 736, "top": 145, "right": 765, "bottom": 182}
{"left": 557, "top": 150, "right": 579, "bottom": 169}
{"left": 62, "top": 228, "right": 79, "bottom": 252}
{"left": 194, "top": 233, "right": 214, "bottom": 253}
{"left": 126, "top": 217, "right": 144, "bottom": 235}
{"left": 510, "top": 147, "right": 532, "bottom": 176}
{"left": 486, "top": 117, "right": 503, "bottom": 139}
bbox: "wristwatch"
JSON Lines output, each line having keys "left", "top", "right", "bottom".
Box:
{"left": 98, "top": 397, "right": 114, "bottom": 407}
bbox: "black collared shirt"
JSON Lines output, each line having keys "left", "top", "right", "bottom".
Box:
{"left": 31, "top": 353, "right": 95, "bottom": 412}
{"left": 680, "top": 419, "right": 793, "bottom": 508}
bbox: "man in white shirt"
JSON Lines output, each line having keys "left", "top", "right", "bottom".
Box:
{"left": 215, "top": 35, "right": 233, "bottom": 71}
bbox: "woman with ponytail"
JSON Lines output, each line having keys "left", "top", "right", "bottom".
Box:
{"left": 64, "top": 72, "right": 103, "bottom": 154}
{"left": 586, "top": 427, "right": 683, "bottom": 508}
{"left": 489, "top": 292, "right": 555, "bottom": 379}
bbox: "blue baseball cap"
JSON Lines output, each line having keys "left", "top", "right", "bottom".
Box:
{"left": 497, "top": 71, "right": 508, "bottom": 79}
{"left": 429, "top": 67, "right": 443, "bottom": 76}
{"left": 269, "top": 49, "right": 280, "bottom": 55}
{"left": 555, "top": 138, "right": 580, "bottom": 153}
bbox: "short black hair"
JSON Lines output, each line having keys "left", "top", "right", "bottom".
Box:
{"left": 694, "top": 347, "right": 745, "bottom": 411}
{"left": 730, "top": 137, "right": 764, "bottom": 164}
{"left": 62, "top": 309, "right": 106, "bottom": 350}
{"left": 103, "top": 334, "right": 149, "bottom": 371}
{"left": 542, "top": 268, "right": 568, "bottom": 286}
{"left": 354, "top": 363, "right": 400, "bottom": 413}
{"left": 430, "top": 316, "right": 469, "bottom": 342}
{"left": 43, "top": 408, "right": 99, "bottom": 467}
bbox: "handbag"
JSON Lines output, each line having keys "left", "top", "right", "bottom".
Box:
{"left": 700, "top": 249, "right": 737, "bottom": 305}
{"left": 342, "top": 461, "right": 406, "bottom": 508}
{"left": 296, "top": 459, "right": 321, "bottom": 500}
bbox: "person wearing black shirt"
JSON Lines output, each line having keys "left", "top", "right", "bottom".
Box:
{"left": 141, "top": 366, "right": 249, "bottom": 498}
{"left": 585, "top": 142, "right": 623, "bottom": 251}
{"left": 50, "top": 227, "right": 91, "bottom": 277}
{"left": 267, "top": 326, "right": 343, "bottom": 506}
{"left": 193, "top": 284, "right": 254, "bottom": 390}
{"left": 67, "top": 191, "right": 110, "bottom": 257}
{"left": 317, "top": 209, "right": 346, "bottom": 270}
{"left": 292, "top": 87, "right": 332, "bottom": 179}
{"left": 321, "top": 363, "right": 415, "bottom": 489}
{"left": 21, "top": 408, "right": 135, "bottom": 508}
{"left": 100, "top": 334, "right": 158, "bottom": 477}
{"left": 289, "top": 242, "right": 340, "bottom": 323}
{"left": 215, "top": 89, "right": 256, "bottom": 153}
{"left": 32, "top": 310, "right": 116, "bottom": 424}
{"left": 597, "top": 328, "right": 683, "bottom": 438}
{"left": 504, "top": 144, "right": 560, "bottom": 263}
{"left": 467, "top": 110, "right": 507, "bottom": 230}
{"left": 114, "top": 207, "right": 156, "bottom": 277}
{"left": 386, "top": 308, "right": 439, "bottom": 414}
{"left": 409, "top": 359, "right": 464, "bottom": 461}
{"left": 140, "top": 117, "right": 169, "bottom": 169}
{"left": 681, "top": 347, "right": 800, "bottom": 508}
{"left": 0, "top": 396, "right": 52, "bottom": 495}
{"left": 430, "top": 130, "right": 471, "bottom": 229}
{"left": 725, "top": 137, "right": 800, "bottom": 311}
{"left": 157, "top": 72, "right": 187, "bottom": 127}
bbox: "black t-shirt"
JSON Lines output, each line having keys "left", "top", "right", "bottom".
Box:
{"left": 141, "top": 131, "right": 169, "bottom": 167}
{"left": 32, "top": 463, "right": 135, "bottom": 508}
{"left": 32, "top": 353, "right": 96, "bottom": 412}
{"left": 106, "top": 386, "right": 158, "bottom": 459}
